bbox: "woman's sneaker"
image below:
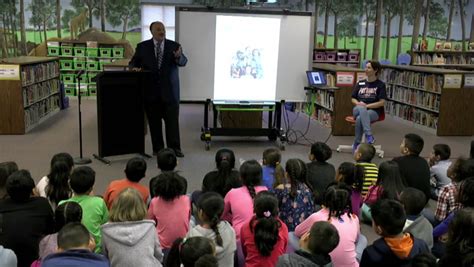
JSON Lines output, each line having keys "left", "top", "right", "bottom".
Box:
{"left": 366, "top": 135, "right": 375, "bottom": 144}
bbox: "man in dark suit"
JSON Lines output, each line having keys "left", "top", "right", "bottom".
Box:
{"left": 129, "top": 21, "right": 187, "bottom": 157}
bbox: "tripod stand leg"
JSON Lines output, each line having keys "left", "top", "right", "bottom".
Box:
{"left": 93, "top": 154, "right": 111, "bottom": 165}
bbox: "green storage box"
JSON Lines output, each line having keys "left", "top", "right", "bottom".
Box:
{"left": 61, "top": 46, "right": 73, "bottom": 56}
{"left": 64, "top": 84, "right": 76, "bottom": 95}
{"left": 112, "top": 47, "right": 124, "bottom": 58}
{"left": 88, "top": 73, "right": 97, "bottom": 83}
{"left": 86, "top": 48, "right": 99, "bottom": 57}
{"left": 73, "top": 60, "right": 86, "bottom": 70}
{"left": 86, "top": 60, "right": 99, "bottom": 71}
{"left": 77, "top": 74, "right": 88, "bottom": 84}
{"left": 88, "top": 84, "right": 97, "bottom": 96}
{"left": 60, "top": 59, "right": 73, "bottom": 70}
{"left": 74, "top": 47, "right": 86, "bottom": 57}
{"left": 61, "top": 74, "right": 75, "bottom": 84}
{"left": 99, "top": 48, "right": 112, "bottom": 58}
{"left": 47, "top": 46, "right": 60, "bottom": 56}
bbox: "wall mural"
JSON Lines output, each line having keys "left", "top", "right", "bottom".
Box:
{"left": 0, "top": 0, "right": 472, "bottom": 64}
{"left": 0, "top": 0, "right": 140, "bottom": 58}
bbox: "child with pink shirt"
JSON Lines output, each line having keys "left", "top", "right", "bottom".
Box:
{"left": 295, "top": 184, "right": 363, "bottom": 267}
{"left": 222, "top": 160, "right": 268, "bottom": 241}
{"left": 148, "top": 172, "right": 191, "bottom": 252}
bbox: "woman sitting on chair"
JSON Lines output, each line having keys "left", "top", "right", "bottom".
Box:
{"left": 351, "top": 60, "right": 387, "bottom": 152}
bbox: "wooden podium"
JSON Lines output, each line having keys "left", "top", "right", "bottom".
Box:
{"left": 93, "top": 71, "right": 151, "bottom": 164}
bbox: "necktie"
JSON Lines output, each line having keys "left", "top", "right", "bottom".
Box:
{"left": 156, "top": 43, "right": 163, "bottom": 69}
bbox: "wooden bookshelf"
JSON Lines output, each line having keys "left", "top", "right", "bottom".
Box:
{"left": 313, "top": 48, "right": 361, "bottom": 68}
{"left": 0, "top": 57, "right": 61, "bottom": 134}
{"left": 411, "top": 50, "right": 474, "bottom": 65}
{"left": 381, "top": 64, "right": 474, "bottom": 136}
{"left": 306, "top": 63, "right": 363, "bottom": 136}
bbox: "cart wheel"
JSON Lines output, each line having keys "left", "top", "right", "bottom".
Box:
{"left": 205, "top": 142, "right": 210, "bottom": 151}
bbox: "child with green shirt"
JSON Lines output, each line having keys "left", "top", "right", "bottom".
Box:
{"left": 59, "top": 166, "right": 108, "bottom": 253}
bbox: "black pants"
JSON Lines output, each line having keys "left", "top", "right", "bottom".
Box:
{"left": 144, "top": 101, "right": 181, "bottom": 153}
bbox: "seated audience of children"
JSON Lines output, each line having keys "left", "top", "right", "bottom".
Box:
{"left": 187, "top": 192, "right": 236, "bottom": 266}
{"left": 147, "top": 171, "right": 190, "bottom": 252}
{"left": 361, "top": 160, "right": 405, "bottom": 223}
{"left": 58, "top": 166, "right": 109, "bottom": 253}
{"left": 167, "top": 236, "right": 218, "bottom": 267}
{"left": 0, "top": 169, "right": 54, "bottom": 267}
{"left": 0, "top": 161, "right": 18, "bottom": 200}
{"left": 336, "top": 162, "right": 364, "bottom": 216}
{"left": 36, "top": 153, "right": 74, "bottom": 210}
{"left": 399, "top": 187, "right": 433, "bottom": 249}
{"left": 149, "top": 148, "right": 187, "bottom": 198}
{"left": 360, "top": 199, "right": 429, "bottom": 266}
{"left": 41, "top": 222, "right": 109, "bottom": 267}
{"left": 277, "top": 221, "right": 339, "bottom": 267}
{"left": 429, "top": 144, "right": 452, "bottom": 200}
{"left": 240, "top": 191, "right": 289, "bottom": 266}
{"left": 295, "top": 183, "right": 362, "bottom": 266}
{"left": 271, "top": 158, "right": 314, "bottom": 231}
{"left": 306, "top": 142, "right": 336, "bottom": 205}
{"left": 103, "top": 157, "right": 150, "bottom": 209}
{"left": 354, "top": 144, "right": 378, "bottom": 197}
{"left": 262, "top": 148, "right": 285, "bottom": 189}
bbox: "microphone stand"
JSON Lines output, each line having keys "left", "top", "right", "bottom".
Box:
{"left": 74, "top": 69, "right": 92, "bottom": 165}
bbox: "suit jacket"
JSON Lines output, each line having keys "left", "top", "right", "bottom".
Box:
{"left": 129, "top": 38, "right": 187, "bottom": 104}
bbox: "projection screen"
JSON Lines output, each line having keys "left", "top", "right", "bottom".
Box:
{"left": 176, "top": 7, "right": 313, "bottom": 102}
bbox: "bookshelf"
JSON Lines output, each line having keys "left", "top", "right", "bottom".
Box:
{"left": 47, "top": 40, "right": 126, "bottom": 97}
{"left": 0, "top": 56, "right": 61, "bottom": 134}
{"left": 411, "top": 50, "right": 474, "bottom": 65}
{"left": 306, "top": 63, "right": 363, "bottom": 136}
{"left": 313, "top": 48, "right": 361, "bottom": 68}
{"left": 381, "top": 64, "right": 474, "bottom": 136}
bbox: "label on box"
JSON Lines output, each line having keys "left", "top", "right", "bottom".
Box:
{"left": 444, "top": 74, "right": 462, "bottom": 89}
{"left": 336, "top": 72, "right": 355, "bottom": 86}
{"left": 0, "top": 64, "right": 20, "bottom": 80}
{"left": 464, "top": 74, "right": 474, "bottom": 88}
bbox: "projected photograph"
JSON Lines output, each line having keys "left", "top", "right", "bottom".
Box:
{"left": 230, "top": 47, "right": 263, "bottom": 79}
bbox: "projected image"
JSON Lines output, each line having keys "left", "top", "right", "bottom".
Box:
{"left": 214, "top": 15, "right": 281, "bottom": 101}
{"left": 230, "top": 47, "right": 263, "bottom": 79}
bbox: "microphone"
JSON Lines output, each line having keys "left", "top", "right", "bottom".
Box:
{"left": 76, "top": 70, "right": 85, "bottom": 77}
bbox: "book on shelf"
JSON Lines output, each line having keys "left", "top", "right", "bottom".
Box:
{"left": 22, "top": 79, "right": 60, "bottom": 107}
{"left": 382, "top": 69, "right": 443, "bottom": 93}
{"left": 313, "top": 89, "right": 334, "bottom": 111}
{"left": 386, "top": 85, "right": 440, "bottom": 112}
{"left": 385, "top": 101, "right": 438, "bottom": 129}
{"left": 313, "top": 107, "right": 332, "bottom": 128}
{"left": 20, "top": 62, "right": 59, "bottom": 86}
{"left": 24, "top": 95, "right": 60, "bottom": 130}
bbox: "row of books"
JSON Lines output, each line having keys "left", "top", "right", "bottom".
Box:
{"left": 385, "top": 102, "right": 438, "bottom": 129}
{"left": 21, "top": 62, "right": 59, "bottom": 86}
{"left": 24, "top": 96, "right": 60, "bottom": 130}
{"left": 387, "top": 85, "right": 440, "bottom": 112}
{"left": 312, "top": 107, "right": 332, "bottom": 128}
{"left": 326, "top": 74, "right": 336, "bottom": 87}
{"left": 23, "top": 79, "right": 60, "bottom": 107}
{"left": 412, "top": 53, "right": 474, "bottom": 65}
{"left": 381, "top": 69, "right": 443, "bottom": 93}
{"left": 313, "top": 90, "right": 335, "bottom": 111}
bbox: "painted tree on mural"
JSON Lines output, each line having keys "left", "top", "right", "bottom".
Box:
{"left": 457, "top": 0, "right": 470, "bottom": 51}
{"left": 329, "top": 0, "right": 359, "bottom": 49}
{"left": 56, "top": 0, "right": 61, "bottom": 37}
{"left": 427, "top": 2, "right": 448, "bottom": 40}
{"left": 363, "top": 0, "right": 376, "bottom": 60}
{"left": 396, "top": 0, "right": 410, "bottom": 56}
{"left": 28, "top": 0, "right": 55, "bottom": 42}
{"left": 338, "top": 16, "right": 358, "bottom": 49}
{"left": 0, "top": 0, "right": 19, "bottom": 56}
{"left": 444, "top": 0, "right": 456, "bottom": 40}
{"left": 20, "top": 0, "right": 27, "bottom": 55}
{"left": 372, "top": 0, "right": 382, "bottom": 60}
{"left": 106, "top": 0, "right": 139, "bottom": 39}
{"left": 61, "top": 9, "right": 76, "bottom": 32}
{"left": 384, "top": 0, "right": 402, "bottom": 59}
{"left": 411, "top": 0, "right": 424, "bottom": 50}
{"left": 92, "top": 0, "right": 107, "bottom": 31}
